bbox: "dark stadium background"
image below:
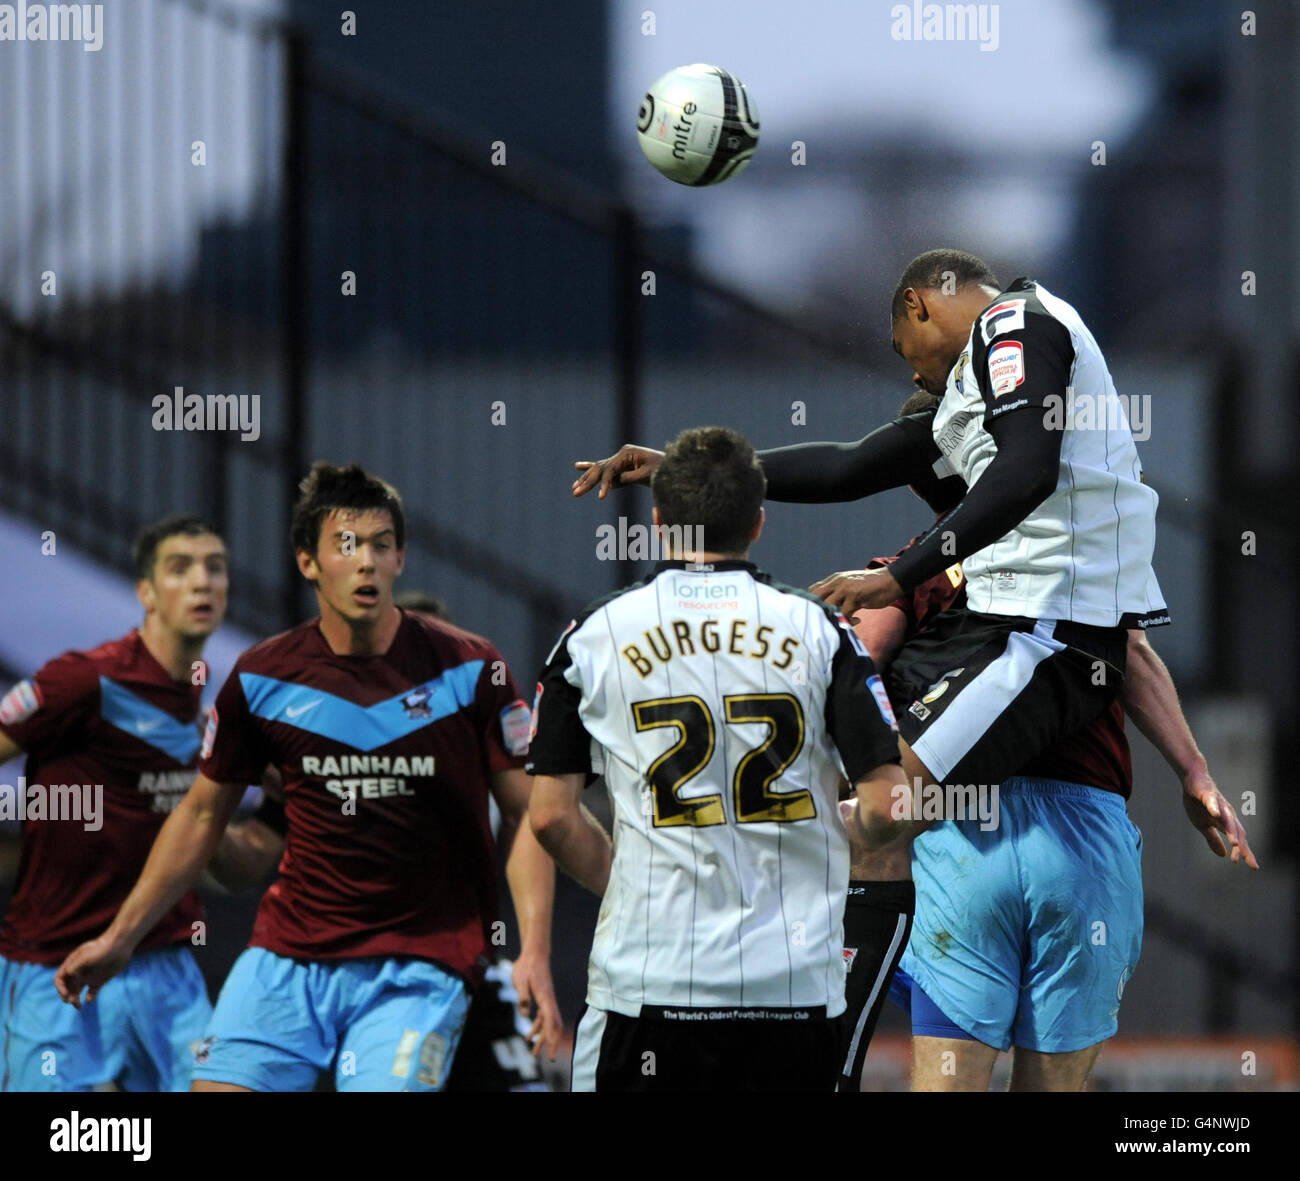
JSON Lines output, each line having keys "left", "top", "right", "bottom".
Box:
{"left": 1, "top": 0, "right": 1296, "bottom": 1090}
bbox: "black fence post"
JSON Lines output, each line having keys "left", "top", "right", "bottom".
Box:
{"left": 281, "top": 29, "right": 310, "bottom": 629}
{"left": 613, "top": 205, "right": 642, "bottom": 591}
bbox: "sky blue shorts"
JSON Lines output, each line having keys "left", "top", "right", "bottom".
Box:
{"left": 193, "top": 947, "right": 471, "bottom": 1092}
{"left": 899, "top": 777, "right": 1144, "bottom": 1053}
{"left": 1, "top": 945, "right": 210, "bottom": 1092}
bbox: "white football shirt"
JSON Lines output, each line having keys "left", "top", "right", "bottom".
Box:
{"left": 930, "top": 279, "right": 1169, "bottom": 628}
{"left": 527, "top": 559, "right": 901, "bottom": 1018}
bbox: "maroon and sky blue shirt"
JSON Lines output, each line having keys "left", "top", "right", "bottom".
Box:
{"left": 198, "top": 609, "right": 530, "bottom": 987}
{"left": 0, "top": 630, "right": 205, "bottom": 964}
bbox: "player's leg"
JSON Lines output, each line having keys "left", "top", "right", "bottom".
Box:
{"left": 190, "top": 948, "right": 332, "bottom": 1093}
{"left": 0, "top": 956, "right": 108, "bottom": 1091}
{"left": 912, "top": 1037, "right": 1000, "bottom": 1091}
{"left": 334, "top": 957, "right": 470, "bottom": 1092}
{"left": 114, "top": 945, "right": 212, "bottom": 1092}
{"left": 899, "top": 795, "right": 1029, "bottom": 1091}
{"left": 1007, "top": 778, "right": 1144, "bottom": 1091}
{"left": 1009, "top": 1044, "right": 1103, "bottom": 1091}
{"left": 837, "top": 837, "right": 914, "bottom": 1091}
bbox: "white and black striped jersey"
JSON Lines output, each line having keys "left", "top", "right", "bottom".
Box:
{"left": 526, "top": 559, "right": 901, "bottom": 1018}
{"left": 929, "top": 278, "right": 1169, "bottom": 629}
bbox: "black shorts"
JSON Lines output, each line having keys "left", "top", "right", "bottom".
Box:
{"left": 445, "top": 964, "right": 550, "bottom": 1092}
{"left": 887, "top": 606, "right": 1126, "bottom": 786}
{"left": 570, "top": 1005, "right": 840, "bottom": 1092}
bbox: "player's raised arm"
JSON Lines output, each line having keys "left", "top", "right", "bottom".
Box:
{"left": 55, "top": 772, "right": 245, "bottom": 1006}
{"left": 756, "top": 412, "right": 950, "bottom": 505}
{"left": 1122, "top": 630, "right": 1258, "bottom": 869}
{"left": 572, "top": 444, "right": 665, "bottom": 499}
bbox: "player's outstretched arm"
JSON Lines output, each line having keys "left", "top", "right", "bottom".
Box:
{"left": 1121, "top": 630, "right": 1259, "bottom": 869}
{"left": 492, "top": 767, "right": 563, "bottom": 1059}
{"left": 572, "top": 444, "right": 665, "bottom": 499}
{"left": 54, "top": 773, "right": 246, "bottom": 1006}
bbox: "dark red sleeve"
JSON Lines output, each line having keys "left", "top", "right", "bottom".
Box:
{"left": 475, "top": 647, "right": 530, "bottom": 773}
{"left": 198, "top": 665, "right": 273, "bottom": 785}
{"left": 0, "top": 652, "right": 99, "bottom": 752}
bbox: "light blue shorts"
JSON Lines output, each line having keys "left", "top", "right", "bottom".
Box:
{"left": 0, "top": 945, "right": 211, "bottom": 1092}
{"left": 899, "top": 777, "right": 1144, "bottom": 1053}
{"left": 194, "top": 947, "right": 471, "bottom": 1092}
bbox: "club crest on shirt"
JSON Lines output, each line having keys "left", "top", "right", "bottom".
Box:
{"left": 951, "top": 350, "right": 969, "bottom": 394}
{"left": 401, "top": 685, "right": 433, "bottom": 719}
{"left": 0, "top": 679, "right": 41, "bottom": 726}
{"left": 843, "top": 946, "right": 859, "bottom": 972}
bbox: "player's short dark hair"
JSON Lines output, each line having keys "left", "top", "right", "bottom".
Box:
{"left": 652, "top": 426, "right": 765, "bottom": 556}
{"left": 291, "top": 462, "right": 406, "bottom": 556}
{"left": 132, "top": 515, "right": 223, "bottom": 581}
{"left": 395, "top": 590, "right": 452, "bottom": 622}
{"left": 899, "top": 388, "right": 943, "bottom": 417}
{"left": 890, "top": 249, "right": 1000, "bottom": 321}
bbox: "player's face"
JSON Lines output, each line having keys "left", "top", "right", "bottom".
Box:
{"left": 891, "top": 290, "right": 965, "bottom": 395}
{"left": 141, "top": 533, "right": 229, "bottom": 640}
{"left": 302, "top": 508, "right": 405, "bottom": 624}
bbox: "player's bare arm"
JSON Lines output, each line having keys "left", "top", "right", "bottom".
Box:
{"left": 572, "top": 444, "right": 665, "bottom": 498}
{"left": 844, "top": 761, "right": 911, "bottom": 852}
{"left": 529, "top": 772, "right": 612, "bottom": 896}
{"left": 490, "top": 766, "right": 563, "bottom": 1058}
{"left": 1122, "top": 629, "right": 1259, "bottom": 869}
{"left": 54, "top": 772, "right": 245, "bottom": 1006}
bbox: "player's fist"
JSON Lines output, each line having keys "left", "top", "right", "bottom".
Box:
{"left": 54, "top": 934, "right": 132, "bottom": 1008}
{"left": 810, "top": 568, "right": 903, "bottom": 623}
{"left": 572, "top": 444, "right": 664, "bottom": 499}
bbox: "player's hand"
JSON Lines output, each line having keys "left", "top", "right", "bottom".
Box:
{"left": 54, "top": 934, "right": 133, "bottom": 1008}
{"left": 572, "top": 444, "right": 664, "bottom": 499}
{"left": 512, "top": 949, "right": 563, "bottom": 1061}
{"left": 810, "top": 568, "right": 903, "bottom": 623}
{"left": 1181, "top": 765, "right": 1259, "bottom": 869}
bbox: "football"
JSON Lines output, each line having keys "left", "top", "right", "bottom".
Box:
{"left": 636, "top": 63, "right": 760, "bottom": 186}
